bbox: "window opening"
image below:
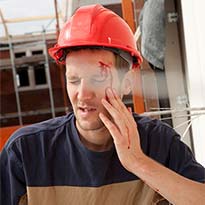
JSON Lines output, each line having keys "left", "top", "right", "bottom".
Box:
{"left": 16, "top": 67, "right": 29, "bottom": 87}
{"left": 32, "top": 50, "right": 43, "bottom": 55}
{"left": 15, "top": 52, "right": 26, "bottom": 58}
{"left": 34, "top": 64, "right": 47, "bottom": 85}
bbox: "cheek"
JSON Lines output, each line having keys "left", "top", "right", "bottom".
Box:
{"left": 66, "top": 85, "right": 77, "bottom": 102}
{"left": 94, "top": 86, "right": 108, "bottom": 99}
{"left": 66, "top": 82, "right": 110, "bottom": 102}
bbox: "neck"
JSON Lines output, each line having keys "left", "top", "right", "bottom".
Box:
{"left": 76, "top": 122, "right": 113, "bottom": 152}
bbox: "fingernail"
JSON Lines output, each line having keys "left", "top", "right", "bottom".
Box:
{"left": 101, "top": 98, "right": 108, "bottom": 105}
{"left": 112, "top": 88, "right": 117, "bottom": 96}
{"left": 106, "top": 87, "right": 112, "bottom": 96}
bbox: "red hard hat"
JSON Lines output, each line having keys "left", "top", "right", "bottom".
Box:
{"left": 49, "top": 4, "right": 142, "bottom": 68}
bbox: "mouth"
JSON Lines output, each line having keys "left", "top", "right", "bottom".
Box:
{"left": 78, "top": 106, "right": 97, "bottom": 115}
{"left": 79, "top": 107, "right": 96, "bottom": 112}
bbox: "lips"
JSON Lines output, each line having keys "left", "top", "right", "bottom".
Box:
{"left": 79, "top": 107, "right": 96, "bottom": 112}
{"left": 77, "top": 105, "right": 97, "bottom": 116}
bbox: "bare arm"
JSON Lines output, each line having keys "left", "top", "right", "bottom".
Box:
{"left": 99, "top": 88, "right": 205, "bottom": 205}
{"left": 130, "top": 152, "right": 205, "bottom": 204}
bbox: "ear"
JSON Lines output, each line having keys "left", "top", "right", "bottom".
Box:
{"left": 121, "top": 70, "right": 132, "bottom": 96}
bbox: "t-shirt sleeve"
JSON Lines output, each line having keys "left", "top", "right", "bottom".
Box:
{"left": 168, "top": 136, "right": 205, "bottom": 183}
{"left": 0, "top": 140, "right": 27, "bottom": 205}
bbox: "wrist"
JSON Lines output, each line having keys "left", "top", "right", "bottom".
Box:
{"left": 131, "top": 152, "right": 153, "bottom": 177}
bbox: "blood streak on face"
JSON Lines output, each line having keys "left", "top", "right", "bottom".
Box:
{"left": 98, "top": 61, "right": 113, "bottom": 101}
{"left": 98, "top": 61, "right": 113, "bottom": 86}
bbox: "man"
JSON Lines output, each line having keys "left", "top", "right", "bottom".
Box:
{"left": 1, "top": 4, "right": 205, "bottom": 205}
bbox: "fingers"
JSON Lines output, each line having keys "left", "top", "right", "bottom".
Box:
{"left": 102, "top": 87, "right": 141, "bottom": 149}
{"left": 100, "top": 88, "right": 144, "bottom": 173}
{"left": 106, "top": 88, "right": 136, "bottom": 126}
{"left": 101, "top": 98, "right": 129, "bottom": 142}
{"left": 101, "top": 88, "right": 134, "bottom": 149}
{"left": 111, "top": 89, "right": 138, "bottom": 142}
{"left": 99, "top": 112, "right": 128, "bottom": 148}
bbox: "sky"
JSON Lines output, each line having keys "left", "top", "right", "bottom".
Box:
{"left": 0, "top": 0, "right": 121, "bottom": 37}
{"left": 0, "top": 0, "right": 59, "bottom": 37}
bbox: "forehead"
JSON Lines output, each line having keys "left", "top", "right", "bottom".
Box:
{"left": 65, "top": 49, "right": 116, "bottom": 75}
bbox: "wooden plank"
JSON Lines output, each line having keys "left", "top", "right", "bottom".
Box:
{"left": 0, "top": 15, "right": 56, "bottom": 24}
{"left": 0, "top": 8, "right": 9, "bottom": 38}
{"left": 121, "top": 0, "right": 145, "bottom": 113}
{"left": 0, "top": 55, "right": 46, "bottom": 69}
{"left": 121, "top": 0, "right": 135, "bottom": 32}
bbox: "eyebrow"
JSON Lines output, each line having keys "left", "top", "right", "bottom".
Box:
{"left": 67, "top": 75, "right": 80, "bottom": 80}
{"left": 66, "top": 70, "right": 78, "bottom": 78}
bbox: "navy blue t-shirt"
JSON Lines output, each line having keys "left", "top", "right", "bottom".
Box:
{"left": 0, "top": 113, "right": 204, "bottom": 205}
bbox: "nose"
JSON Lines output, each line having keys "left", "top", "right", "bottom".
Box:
{"left": 77, "top": 79, "right": 94, "bottom": 101}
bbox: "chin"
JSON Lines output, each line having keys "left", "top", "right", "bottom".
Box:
{"left": 77, "top": 118, "right": 104, "bottom": 131}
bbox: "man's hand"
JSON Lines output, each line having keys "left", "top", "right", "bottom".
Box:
{"left": 99, "top": 87, "right": 205, "bottom": 205}
{"left": 99, "top": 87, "right": 145, "bottom": 173}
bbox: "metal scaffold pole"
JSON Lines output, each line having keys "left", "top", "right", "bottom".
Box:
{"left": 8, "top": 37, "right": 23, "bottom": 125}
{"left": 42, "top": 28, "right": 55, "bottom": 118}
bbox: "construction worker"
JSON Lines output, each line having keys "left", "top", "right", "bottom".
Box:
{"left": 1, "top": 4, "right": 204, "bottom": 205}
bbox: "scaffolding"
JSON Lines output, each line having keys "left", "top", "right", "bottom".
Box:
{"left": 0, "top": 5, "right": 60, "bottom": 126}
{"left": 0, "top": 32, "right": 57, "bottom": 125}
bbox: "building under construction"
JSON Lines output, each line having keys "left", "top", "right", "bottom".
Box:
{"left": 0, "top": 32, "right": 67, "bottom": 126}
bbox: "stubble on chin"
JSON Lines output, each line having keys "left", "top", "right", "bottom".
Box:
{"left": 76, "top": 115, "right": 105, "bottom": 131}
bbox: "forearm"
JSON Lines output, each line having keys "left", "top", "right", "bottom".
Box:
{"left": 100, "top": 88, "right": 205, "bottom": 204}
{"left": 131, "top": 153, "right": 205, "bottom": 205}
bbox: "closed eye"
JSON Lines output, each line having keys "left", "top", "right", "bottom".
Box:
{"left": 67, "top": 78, "right": 81, "bottom": 85}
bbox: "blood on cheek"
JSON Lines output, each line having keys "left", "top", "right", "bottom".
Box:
{"left": 98, "top": 61, "right": 113, "bottom": 101}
